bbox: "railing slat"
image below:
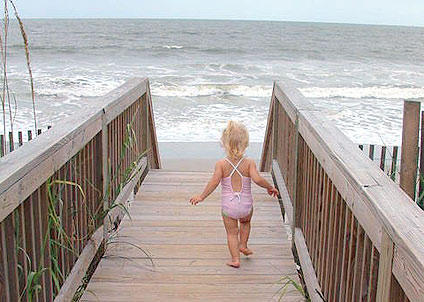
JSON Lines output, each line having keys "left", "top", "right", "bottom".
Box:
{"left": 376, "top": 230, "right": 394, "bottom": 302}
{"left": 4, "top": 214, "right": 19, "bottom": 301}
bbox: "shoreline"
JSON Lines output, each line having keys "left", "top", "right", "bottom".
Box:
{"left": 158, "top": 141, "right": 262, "bottom": 171}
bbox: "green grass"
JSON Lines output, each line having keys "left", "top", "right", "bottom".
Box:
{"left": 275, "top": 276, "right": 310, "bottom": 302}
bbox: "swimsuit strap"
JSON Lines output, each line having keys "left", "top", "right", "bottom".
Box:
{"left": 225, "top": 157, "right": 244, "bottom": 177}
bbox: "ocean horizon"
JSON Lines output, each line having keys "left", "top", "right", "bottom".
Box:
{"left": 2, "top": 18, "right": 424, "bottom": 145}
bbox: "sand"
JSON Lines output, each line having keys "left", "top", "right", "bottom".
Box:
{"left": 158, "top": 142, "right": 262, "bottom": 171}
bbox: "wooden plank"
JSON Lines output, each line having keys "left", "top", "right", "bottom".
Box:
{"left": 54, "top": 228, "right": 103, "bottom": 302}
{"left": 0, "top": 135, "right": 4, "bottom": 157}
{"left": 359, "top": 236, "right": 372, "bottom": 302}
{"left": 376, "top": 230, "right": 394, "bottom": 302}
{"left": 325, "top": 184, "right": 337, "bottom": 295}
{"left": 419, "top": 110, "right": 424, "bottom": 203}
{"left": 272, "top": 160, "right": 293, "bottom": 225}
{"left": 380, "top": 146, "right": 387, "bottom": 171}
{"left": 101, "top": 112, "right": 109, "bottom": 241}
{"left": 82, "top": 171, "right": 303, "bottom": 302}
{"left": 369, "top": 144, "right": 375, "bottom": 160}
{"left": 146, "top": 80, "right": 161, "bottom": 169}
{"left": 18, "top": 132, "right": 23, "bottom": 147}
{"left": 400, "top": 100, "right": 420, "bottom": 200}
{"left": 259, "top": 92, "right": 275, "bottom": 172}
{"left": 391, "top": 146, "right": 399, "bottom": 181}
{"left": 8, "top": 132, "right": 13, "bottom": 152}
{"left": 294, "top": 228, "right": 323, "bottom": 302}
{"left": 4, "top": 215, "right": 20, "bottom": 301}
{"left": 103, "top": 79, "right": 147, "bottom": 124}
{"left": 82, "top": 283, "right": 303, "bottom": 302}
{"left": 107, "top": 157, "right": 148, "bottom": 225}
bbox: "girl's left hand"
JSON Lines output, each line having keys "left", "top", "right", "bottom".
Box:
{"left": 190, "top": 195, "right": 203, "bottom": 205}
{"left": 267, "top": 186, "right": 279, "bottom": 198}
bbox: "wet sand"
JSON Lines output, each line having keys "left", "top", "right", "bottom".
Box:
{"left": 158, "top": 142, "right": 262, "bottom": 171}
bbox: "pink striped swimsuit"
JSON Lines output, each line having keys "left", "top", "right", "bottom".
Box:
{"left": 221, "top": 158, "right": 253, "bottom": 219}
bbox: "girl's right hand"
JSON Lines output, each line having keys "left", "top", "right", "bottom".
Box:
{"left": 190, "top": 195, "right": 203, "bottom": 205}
{"left": 267, "top": 186, "right": 279, "bottom": 198}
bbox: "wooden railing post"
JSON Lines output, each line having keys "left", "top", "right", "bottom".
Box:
{"left": 145, "top": 80, "right": 161, "bottom": 169}
{"left": 376, "top": 230, "right": 394, "bottom": 302}
{"left": 101, "top": 111, "right": 109, "bottom": 242}
{"left": 400, "top": 100, "right": 420, "bottom": 200}
{"left": 141, "top": 95, "right": 148, "bottom": 157}
{"left": 260, "top": 85, "right": 275, "bottom": 172}
{"left": 419, "top": 111, "right": 424, "bottom": 208}
{"left": 0, "top": 134, "right": 4, "bottom": 157}
{"left": 292, "top": 115, "right": 302, "bottom": 248}
{"left": 272, "top": 99, "right": 279, "bottom": 161}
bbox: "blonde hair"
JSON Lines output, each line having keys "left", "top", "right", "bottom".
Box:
{"left": 221, "top": 120, "right": 249, "bottom": 160}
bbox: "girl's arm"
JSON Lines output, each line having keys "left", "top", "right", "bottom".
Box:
{"left": 249, "top": 160, "right": 279, "bottom": 197}
{"left": 190, "top": 161, "right": 223, "bottom": 205}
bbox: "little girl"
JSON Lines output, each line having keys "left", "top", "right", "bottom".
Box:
{"left": 189, "top": 121, "right": 278, "bottom": 268}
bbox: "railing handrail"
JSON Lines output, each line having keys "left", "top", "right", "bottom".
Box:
{"left": 261, "top": 81, "right": 424, "bottom": 302}
{"left": 0, "top": 77, "right": 160, "bottom": 222}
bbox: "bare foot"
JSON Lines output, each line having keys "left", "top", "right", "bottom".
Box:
{"left": 226, "top": 260, "right": 240, "bottom": 268}
{"left": 240, "top": 247, "right": 253, "bottom": 256}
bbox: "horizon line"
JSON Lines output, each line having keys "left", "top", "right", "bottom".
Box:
{"left": 16, "top": 16, "right": 424, "bottom": 28}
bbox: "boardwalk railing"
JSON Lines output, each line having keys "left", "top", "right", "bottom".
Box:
{"left": 0, "top": 126, "right": 52, "bottom": 158}
{"left": 260, "top": 81, "right": 424, "bottom": 302}
{"left": 0, "top": 78, "right": 160, "bottom": 301}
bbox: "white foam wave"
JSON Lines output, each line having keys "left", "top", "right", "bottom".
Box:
{"left": 151, "top": 84, "right": 271, "bottom": 98}
{"left": 162, "top": 45, "right": 183, "bottom": 49}
{"left": 300, "top": 86, "right": 424, "bottom": 99}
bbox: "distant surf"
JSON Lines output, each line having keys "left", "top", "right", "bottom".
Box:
{"left": 2, "top": 19, "right": 424, "bottom": 146}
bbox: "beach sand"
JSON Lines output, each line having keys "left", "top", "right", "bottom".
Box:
{"left": 158, "top": 142, "right": 262, "bottom": 171}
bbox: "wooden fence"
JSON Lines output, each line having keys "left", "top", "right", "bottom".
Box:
{"left": 0, "top": 127, "right": 52, "bottom": 158}
{"left": 0, "top": 78, "right": 160, "bottom": 301}
{"left": 358, "top": 144, "right": 400, "bottom": 183}
{"left": 260, "top": 81, "right": 424, "bottom": 302}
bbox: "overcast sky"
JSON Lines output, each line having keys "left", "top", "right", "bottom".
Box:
{"left": 15, "top": 0, "right": 424, "bottom": 27}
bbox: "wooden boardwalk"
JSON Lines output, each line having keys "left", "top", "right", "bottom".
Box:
{"left": 81, "top": 170, "right": 304, "bottom": 301}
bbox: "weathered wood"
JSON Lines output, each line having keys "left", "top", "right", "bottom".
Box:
{"left": 376, "top": 230, "right": 394, "bottom": 302}
{"left": 0, "top": 78, "right": 159, "bottom": 222}
{"left": 146, "top": 80, "right": 161, "bottom": 169}
{"left": 0, "top": 78, "right": 161, "bottom": 302}
{"left": 107, "top": 157, "right": 148, "bottom": 226}
{"left": 17, "top": 132, "right": 23, "bottom": 147}
{"left": 8, "top": 132, "right": 13, "bottom": 152}
{"left": 272, "top": 160, "right": 293, "bottom": 225}
{"left": 419, "top": 110, "right": 424, "bottom": 202}
{"left": 260, "top": 82, "right": 424, "bottom": 302}
{"left": 380, "top": 146, "right": 387, "bottom": 171}
{"left": 391, "top": 146, "right": 399, "bottom": 181}
{"left": 54, "top": 228, "right": 103, "bottom": 302}
{"left": 294, "top": 228, "right": 323, "bottom": 302}
{"left": 259, "top": 89, "right": 275, "bottom": 172}
{"left": 103, "top": 79, "right": 147, "bottom": 124}
{"left": 82, "top": 171, "right": 304, "bottom": 302}
{"left": 400, "top": 100, "right": 420, "bottom": 200}
{"left": 0, "top": 135, "right": 4, "bottom": 157}
{"left": 369, "top": 144, "right": 375, "bottom": 160}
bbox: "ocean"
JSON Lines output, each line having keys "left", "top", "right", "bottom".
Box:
{"left": 4, "top": 19, "right": 424, "bottom": 145}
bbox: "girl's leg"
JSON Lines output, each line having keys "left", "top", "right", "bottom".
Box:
{"left": 222, "top": 214, "right": 240, "bottom": 268}
{"left": 239, "top": 209, "right": 253, "bottom": 255}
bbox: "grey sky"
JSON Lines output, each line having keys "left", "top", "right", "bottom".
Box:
{"left": 15, "top": 0, "right": 424, "bottom": 26}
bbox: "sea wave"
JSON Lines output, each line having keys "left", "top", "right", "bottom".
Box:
{"left": 300, "top": 86, "right": 424, "bottom": 99}
{"left": 162, "top": 45, "right": 184, "bottom": 49}
{"left": 151, "top": 84, "right": 271, "bottom": 98}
